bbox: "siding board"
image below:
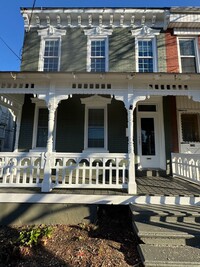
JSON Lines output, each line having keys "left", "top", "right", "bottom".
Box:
{"left": 109, "top": 29, "right": 135, "bottom": 72}
{"left": 56, "top": 96, "right": 84, "bottom": 152}
{"left": 21, "top": 30, "right": 40, "bottom": 71}
{"left": 108, "top": 99, "right": 127, "bottom": 153}
{"left": 18, "top": 95, "right": 35, "bottom": 151}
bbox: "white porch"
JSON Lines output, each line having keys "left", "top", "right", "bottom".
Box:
{"left": 0, "top": 151, "right": 199, "bottom": 205}
{"left": 0, "top": 72, "right": 200, "bottom": 200}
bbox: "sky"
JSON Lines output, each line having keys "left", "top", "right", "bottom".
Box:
{"left": 0, "top": 0, "right": 200, "bottom": 71}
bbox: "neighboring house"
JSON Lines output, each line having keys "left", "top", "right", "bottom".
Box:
{"left": 0, "top": 105, "right": 15, "bottom": 152}
{"left": 0, "top": 7, "right": 199, "bottom": 195}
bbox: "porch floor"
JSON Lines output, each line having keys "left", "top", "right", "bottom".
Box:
{"left": 0, "top": 176, "right": 199, "bottom": 197}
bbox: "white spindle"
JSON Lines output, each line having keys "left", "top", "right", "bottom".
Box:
{"left": 82, "top": 162, "right": 86, "bottom": 184}
{"left": 96, "top": 162, "right": 99, "bottom": 184}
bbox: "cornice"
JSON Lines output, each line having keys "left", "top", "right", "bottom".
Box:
{"left": 21, "top": 8, "right": 169, "bottom": 31}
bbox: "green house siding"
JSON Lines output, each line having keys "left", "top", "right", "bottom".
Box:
{"left": 108, "top": 99, "right": 127, "bottom": 153}
{"left": 60, "top": 29, "right": 87, "bottom": 72}
{"left": 157, "top": 33, "right": 167, "bottom": 72}
{"left": 55, "top": 96, "right": 84, "bottom": 152}
{"left": 21, "top": 30, "right": 40, "bottom": 71}
{"left": 109, "top": 29, "right": 135, "bottom": 72}
{"left": 18, "top": 95, "right": 35, "bottom": 151}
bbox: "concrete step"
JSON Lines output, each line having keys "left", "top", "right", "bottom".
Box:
{"left": 136, "top": 169, "right": 167, "bottom": 177}
{"left": 130, "top": 204, "right": 200, "bottom": 246}
{"left": 138, "top": 244, "right": 200, "bottom": 267}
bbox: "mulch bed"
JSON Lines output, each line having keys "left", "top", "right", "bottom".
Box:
{"left": 0, "top": 206, "right": 143, "bottom": 267}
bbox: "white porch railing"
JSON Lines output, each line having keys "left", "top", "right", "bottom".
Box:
{"left": 0, "top": 152, "right": 43, "bottom": 188}
{"left": 172, "top": 153, "right": 200, "bottom": 184}
{"left": 51, "top": 153, "right": 128, "bottom": 189}
{"left": 0, "top": 152, "right": 129, "bottom": 191}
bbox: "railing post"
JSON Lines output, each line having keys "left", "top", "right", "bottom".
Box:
{"left": 41, "top": 152, "right": 52, "bottom": 192}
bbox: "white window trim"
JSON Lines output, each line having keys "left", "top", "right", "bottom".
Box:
{"left": 177, "top": 37, "right": 200, "bottom": 73}
{"left": 38, "top": 27, "right": 66, "bottom": 71}
{"left": 86, "top": 36, "right": 109, "bottom": 72}
{"left": 84, "top": 27, "right": 113, "bottom": 72}
{"left": 81, "top": 95, "right": 111, "bottom": 152}
{"left": 31, "top": 99, "right": 57, "bottom": 151}
{"left": 135, "top": 37, "right": 158, "bottom": 72}
{"left": 178, "top": 110, "right": 200, "bottom": 144}
{"left": 131, "top": 26, "right": 160, "bottom": 73}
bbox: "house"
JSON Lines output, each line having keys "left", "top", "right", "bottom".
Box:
{"left": 0, "top": 105, "right": 15, "bottom": 152}
{"left": 0, "top": 7, "right": 200, "bottom": 215}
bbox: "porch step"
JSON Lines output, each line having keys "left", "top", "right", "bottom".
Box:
{"left": 130, "top": 204, "right": 200, "bottom": 246}
{"left": 138, "top": 244, "right": 200, "bottom": 267}
{"left": 130, "top": 204, "right": 200, "bottom": 266}
{"left": 136, "top": 169, "right": 167, "bottom": 177}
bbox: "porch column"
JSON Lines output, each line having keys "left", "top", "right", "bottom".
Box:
{"left": 13, "top": 108, "right": 22, "bottom": 152}
{"left": 42, "top": 100, "right": 58, "bottom": 192}
{"left": 126, "top": 94, "right": 147, "bottom": 194}
{"left": 46, "top": 101, "right": 58, "bottom": 153}
{"left": 127, "top": 105, "right": 137, "bottom": 194}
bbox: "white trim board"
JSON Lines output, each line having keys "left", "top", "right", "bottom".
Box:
{"left": 0, "top": 193, "right": 200, "bottom": 206}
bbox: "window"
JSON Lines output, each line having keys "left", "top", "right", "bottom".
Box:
{"left": 181, "top": 113, "right": 200, "bottom": 142}
{"left": 138, "top": 40, "right": 154, "bottom": 72}
{"left": 179, "top": 38, "right": 198, "bottom": 73}
{"left": 38, "top": 27, "right": 66, "bottom": 71}
{"left": 132, "top": 26, "right": 160, "bottom": 73}
{"left": 88, "top": 109, "right": 104, "bottom": 148}
{"left": 36, "top": 108, "right": 48, "bottom": 147}
{"left": 87, "top": 37, "right": 108, "bottom": 72}
{"left": 81, "top": 95, "right": 111, "bottom": 151}
{"left": 90, "top": 40, "right": 106, "bottom": 72}
{"left": 84, "top": 27, "right": 113, "bottom": 72}
{"left": 43, "top": 39, "right": 59, "bottom": 72}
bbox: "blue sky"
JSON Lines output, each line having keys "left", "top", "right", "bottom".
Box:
{"left": 0, "top": 0, "right": 200, "bottom": 71}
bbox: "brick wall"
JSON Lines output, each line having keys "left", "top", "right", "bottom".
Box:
{"left": 165, "top": 30, "right": 179, "bottom": 73}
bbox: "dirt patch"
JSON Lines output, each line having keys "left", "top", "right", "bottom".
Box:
{"left": 0, "top": 206, "right": 142, "bottom": 267}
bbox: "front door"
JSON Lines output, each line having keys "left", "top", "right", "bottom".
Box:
{"left": 137, "top": 101, "right": 164, "bottom": 169}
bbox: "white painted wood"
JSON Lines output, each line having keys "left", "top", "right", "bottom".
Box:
{"left": 38, "top": 27, "right": 66, "bottom": 71}
{"left": 0, "top": 152, "right": 43, "bottom": 188}
{"left": 176, "top": 96, "right": 200, "bottom": 154}
{"left": 137, "top": 97, "right": 166, "bottom": 169}
{"left": 22, "top": 8, "right": 167, "bottom": 31}
{"left": 172, "top": 153, "right": 200, "bottom": 184}
{"left": 52, "top": 152, "right": 128, "bottom": 190}
{"left": 177, "top": 37, "right": 200, "bottom": 73}
{"left": 0, "top": 152, "right": 130, "bottom": 192}
{"left": 81, "top": 95, "right": 111, "bottom": 151}
{"left": 0, "top": 193, "right": 200, "bottom": 206}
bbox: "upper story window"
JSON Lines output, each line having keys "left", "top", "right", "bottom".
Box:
{"left": 138, "top": 39, "right": 154, "bottom": 72}
{"left": 43, "top": 39, "right": 60, "bottom": 72}
{"left": 178, "top": 38, "right": 199, "bottom": 73}
{"left": 90, "top": 39, "right": 106, "bottom": 72}
{"left": 38, "top": 26, "right": 66, "bottom": 72}
{"left": 132, "top": 26, "right": 160, "bottom": 73}
{"left": 84, "top": 27, "right": 113, "bottom": 72}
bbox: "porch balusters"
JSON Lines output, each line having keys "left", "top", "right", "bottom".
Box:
{"left": 127, "top": 106, "right": 137, "bottom": 194}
